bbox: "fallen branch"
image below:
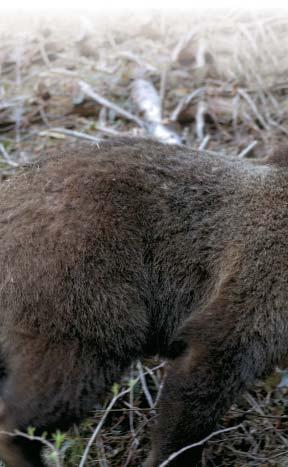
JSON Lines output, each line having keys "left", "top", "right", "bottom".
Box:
{"left": 131, "top": 79, "right": 161, "bottom": 123}
{"left": 131, "top": 79, "right": 181, "bottom": 144}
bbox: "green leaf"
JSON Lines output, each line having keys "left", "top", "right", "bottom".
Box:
{"left": 111, "top": 383, "right": 120, "bottom": 396}
{"left": 52, "top": 430, "right": 65, "bottom": 449}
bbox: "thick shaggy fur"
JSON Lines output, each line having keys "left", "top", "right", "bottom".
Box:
{"left": 0, "top": 138, "right": 287, "bottom": 466}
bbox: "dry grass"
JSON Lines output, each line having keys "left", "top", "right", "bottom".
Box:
{"left": 1, "top": 9, "right": 288, "bottom": 466}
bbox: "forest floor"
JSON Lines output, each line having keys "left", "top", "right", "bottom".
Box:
{"left": 1, "top": 9, "right": 288, "bottom": 467}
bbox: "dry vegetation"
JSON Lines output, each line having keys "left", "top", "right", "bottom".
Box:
{"left": 1, "top": 9, "right": 288, "bottom": 467}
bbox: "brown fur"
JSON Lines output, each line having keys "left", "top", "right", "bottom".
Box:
{"left": 0, "top": 137, "right": 288, "bottom": 466}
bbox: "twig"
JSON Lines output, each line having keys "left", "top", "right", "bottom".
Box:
{"left": 196, "top": 101, "right": 206, "bottom": 141}
{"left": 136, "top": 361, "right": 155, "bottom": 413}
{"left": 153, "top": 375, "right": 165, "bottom": 408}
{"left": 37, "top": 36, "right": 51, "bottom": 68}
{"left": 78, "top": 386, "right": 132, "bottom": 467}
{"left": 171, "top": 87, "right": 205, "bottom": 122}
{"left": 237, "top": 140, "right": 258, "bottom": 158}
{"left": 196, "top": 40, "right": 206, "bottom": 69}
{"left": 14, "top": 38, "right": 24, "bottom": 155}
{"left": 123, "top": 417, "right": 151, "bottom": 467}
{"left": 39, "top": 128, "right": 101, "bottom": 144}
{"left": 79, "top": 362, "right": 165, "bottom": 467}
{"left": 242, "top": 111, "right": 262, "bottom": 133}
{"left": 238, "top": 88, "right": 269, "bottom": 130}
{"left": 270, "top": 120, "right": 288, "bottom": 136}
{"left": 257, "top": 89, "right": 272, "bottom": 125}
{"left": 79, "top": 81, "right": 145, "bottom": 128}
{"left": 225, "top": 444, "right": 268, "bottom": 463}
{"left": 199, "top": 134, "right": 210, "bottom": 151}
{"left": 128, "top": 367, "right": 139, "bottom": 444}
{"left": 244, "top": 392, "right": 288, "bottom": 447}
{"left": 38, "top": 105, "right": 50, "bottom": 127}
{"left": 158, "top": 424, "right": 244, "bottom": 467}
{"left": 171, "top": 29, "right": 198, "bottom": 63}
{"left": 238, "top": 23, "right": 258, "bottom": 55}
{"left": 122, "top": 401, "right": 147, "bottom": 420}
{"left": 160, "top": 65, "right": 169, "bottom": 118}
{"left": 45, "top": 67, "right": 80, "bottom": 77}
{"left": 268, "top": 449, "right": 288, "bottom": 460}
{"left": 96, "top": 435, "right": 109, "bottom": 467}
{"left": 0, "top": 430, "right": 62, "bottom": 467}
{"left": 256, "top": 20, "right": 279, "bottom": 68}
{"left": 98, "top": 107, "right": 107, "bottom": 128}
{"left": 0, "top": 143, "right": 18, "bottom": 167}
{"left": 232, "top": 94, "right": 239, "bottom": 132}
{"left": 144, "top": 365, "right": 160, "bottom": 390}
{"left": 267, "top": 92, "right": 281, "bottom": 115}
{"left": 118, "top": 51, "right": 156, "bottom": 72}
{"left": 96, "top": 126, "right": 122, "bottom": 136}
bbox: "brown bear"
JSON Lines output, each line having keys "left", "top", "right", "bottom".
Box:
{"left": 0, "top": 137, "right": 287, "bottom": 466}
